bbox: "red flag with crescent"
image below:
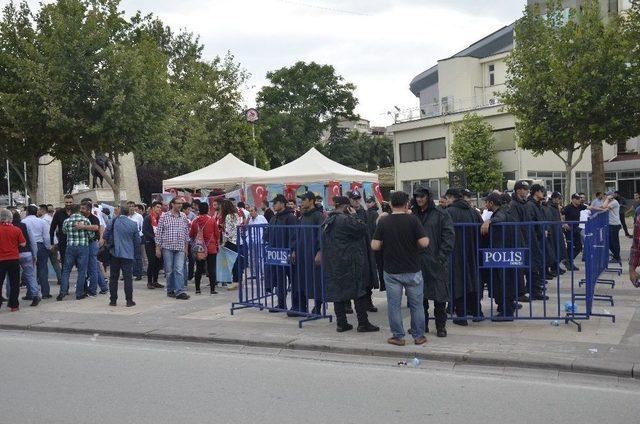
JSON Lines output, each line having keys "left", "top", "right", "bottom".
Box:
{"left": 373, "top": 183, "right": 383, "bottom": 203}
{"left": 350, "top": 182, "right": 362, "bottom": 192}
{"left": 250, "top": 185, "right": 267, "bottom": 206}
{"left": 284, "top": 184, "right": 301, "bottom": 201}
{"left": 327, "top": 181, "right": 341, "bottom": 206}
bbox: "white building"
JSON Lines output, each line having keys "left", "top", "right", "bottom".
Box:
{"left": 389, "top": 19, "right": 619, "bottom": 198}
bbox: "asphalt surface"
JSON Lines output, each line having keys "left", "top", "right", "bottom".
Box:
{"left": 1, "top": 331, "right": 639, "bottom": 424}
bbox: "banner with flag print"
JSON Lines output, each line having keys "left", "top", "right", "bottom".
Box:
{"left": 340, "top": 182, "right": 350, "bottom": 196}
{"left": 362, "top": 182, "right": 373, "bottom": 199}
{"left": 250, "top": 185, "right": 268, "bottom": 206}
{"left": 327, "top": 181, "right": 341, "bottom": 206}
{"left": 266, "top": 184, "right": 284, "bottom": 202}
{"left": 307, "top": 183, "right": 324, "bottom": 199}
{"left": 284, "top": 184, "right": 301, "bottom": 201}
{"left": 373, "top": 183, "right": 383, "bottom": 203}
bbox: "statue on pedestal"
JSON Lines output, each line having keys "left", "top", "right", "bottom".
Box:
{"left": 91, "top": 152, "right": 114, "bottom": 189}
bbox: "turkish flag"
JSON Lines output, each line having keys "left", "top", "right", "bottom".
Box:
{"left": 327, "top": 181, "right": 341, "bottom": 206}
{"left": 250, "top": 185, "right": 267, "bottom": 206}
{"left": 350, "top": 182, "right": 362, "bottom": 192}
{"left": 284, "top": 184, "right": 301, "bottom": 201}
{"left": 373, "top": 183, "right": 383, "bottom": 203}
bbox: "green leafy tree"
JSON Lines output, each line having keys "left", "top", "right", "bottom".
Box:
{"left": 257, "top": 61, "right": 358, "bottom": 168}
{"left": 320, "top": 128, "right": 393, "bottom": 172}
{"left": 135, "top": 22, "right": 267, "bottom": 196}
{"left": 501, "top": 0, "right": 639, "bottom": 200}
{"left": 0, "top": 1, "right": 62, "bottom": 203}
{"left": 450, "top": 113, "right": 503, "bottom": 194}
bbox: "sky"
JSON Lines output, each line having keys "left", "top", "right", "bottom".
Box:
{"left": 2, "top": 0, "right": 526, "bottom": 126}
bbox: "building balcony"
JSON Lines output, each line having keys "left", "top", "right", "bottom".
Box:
{"left": 395, "top": 95, "right": 504, "bottom": 123}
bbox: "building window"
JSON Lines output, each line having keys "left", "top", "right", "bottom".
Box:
{"left": 618, "top": 139, "right": 627, "bottom": 154}
{"left": 488, "top": 64, "right": 495, "bottom": 87}
{"left": 402, "top": 179, "right": 448, "bottom": 198}
{"left": 399, "top": 138, "right": 446, "bottom": 163}
{"left": 575, "top": 171, "right": 592, "bottom": 199}
{"left": 608, "top": 0, "right": 618, "bottom": 13}
{"left": 527, "top": 171, "right": 566, "bottom": 194}
{"left": 493, "top": 128, "right": 516, "bottom": 151}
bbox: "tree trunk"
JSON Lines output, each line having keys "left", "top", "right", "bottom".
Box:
{"left": 28, "top": 158, "right": 39, "bottom": 205}
{"left": 591, "top": 140, "right": 605, "bottom": 195}
{"left": 112, "top": 154, "right": 122, "bottom": 205}
{"left": 564, "top": 150, "right": 574, "bottom": 206}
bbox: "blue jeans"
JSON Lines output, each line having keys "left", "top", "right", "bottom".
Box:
{"left": 19, "top": 252, "right": 40, "bottom": 298}
{"left": 162, "top": 249, "right": 185, "bottom": 295}
{"left": 87, "top": 241, "right": 108, "bottom": 295}
{"left": 384, "top": 271, "right": 425, "bottom": 340}
{"left": 36, "top": 243, "right": 51, "bottom": 297}
{"left": 60, "top": 245, "right": 90, "bottom": 298}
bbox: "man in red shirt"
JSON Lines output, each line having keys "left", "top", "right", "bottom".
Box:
{"left": 0, "top": 209, "right": 27, "bottom": 311}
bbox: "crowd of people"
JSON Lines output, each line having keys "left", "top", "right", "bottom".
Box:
{"left": 0, "top": 182, "right": 637, "bottom": 347}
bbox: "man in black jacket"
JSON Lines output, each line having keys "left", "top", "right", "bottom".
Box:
{"left": 322, "top": 196, "right": 379, "bottom": 333}
{"left": 411, "top": 186, "right": 454, "bottom": 337}
{"left": 289, "top": 192, "right": 325, "bottom": 316}
{"left": 510, "top": 181, "right": 531, "bottom": 302}
{"left": 50, "top": 195, "right": 75, "bottom": 266}
{"left": 445, "top": 188, "right": 484, "bottom": 325}
{"left": 563, "top": 193, "right": 585, "bottom": 269}
{"left": 481, "top": 193, "right": 519, "bottom": 319}
{"left": 524, "top": 184, "right": 549, "bottom": 300}
{"left": 348, "top": 190, "right": 379, "bottom": 313}
{"left": 265, "top": 194, "right": 298, "bottom": 312}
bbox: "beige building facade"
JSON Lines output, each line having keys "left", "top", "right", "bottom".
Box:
{"left": 389, "top": 21, "right": 618, "bottom": 198}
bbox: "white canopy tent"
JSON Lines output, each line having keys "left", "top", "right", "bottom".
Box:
{"left": 247, "top": 148, "right": 378, "bottom": 184}
{"left": 162, "top": 153, "right": 269, "bottom": 191}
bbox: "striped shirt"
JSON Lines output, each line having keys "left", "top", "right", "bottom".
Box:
{"left": 156, "top": 211, "right": 190, "bottom": 251}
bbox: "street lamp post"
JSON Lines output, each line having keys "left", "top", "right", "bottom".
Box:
{"left": 245, "top": 108, "right": 259, "bottom": 167}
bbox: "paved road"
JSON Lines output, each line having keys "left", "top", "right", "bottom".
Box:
{"left": 1, "top": 331, "right": 638, "bottom": 424}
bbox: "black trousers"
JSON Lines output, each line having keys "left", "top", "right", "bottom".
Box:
{"left": 187, "top": 244, "right": 195, "bottom": 281}
{"left": 565, "top": 229, "right": 583, "bottom": 260}
{"left": 621, "top": 212, "right": 631, "bottom": 236}
{"left": 0, "top": 259, "right": 20, "bottom": 308}
{"left": 144, "top": 241, "right": 161, "bottom": 285}
{"left": 492, "top": 269, "right": 517, "bottom": 315}
{"left": 451, "top": 294, "right": 482, "bottom": 318}
{"left": 334, "top": 295, "right": 369, "bottom": 327}
{"left": 609, "top": 225, "right": 621, "bottom": 260}
{"left": 109, "top": 256, "right": 133, "bottom": 303}
{"left": 58, "top": 239, "right": 67, "bottom": 267}
{"left": 424, "top": 299, "right": 446, "bottom": 330}
{"left": 195, "top": 253, "right": 217, "bottom": 292}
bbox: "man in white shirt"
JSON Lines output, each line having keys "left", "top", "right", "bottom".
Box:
{"left": 38, "top": 204, "right": 61, "bottom": 287}
{"left": 602, "top": 191, "right": 622, "bottom": 263}
{"left": 127, "top": 201, "right": 145, "bottom": 280}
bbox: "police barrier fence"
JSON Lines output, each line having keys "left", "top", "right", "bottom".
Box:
{"left": 231, "top": 224, "right": 332, "bottom": 328}
{"left": 232, "top": 215, "right": 615, "bottom": 331}
{"left": 447, "top": 214, "right": 614, "bottom": 331}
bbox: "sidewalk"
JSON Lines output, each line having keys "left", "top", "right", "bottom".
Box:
{"left": 1, "top": 240, "right": 639, "bottom": 379}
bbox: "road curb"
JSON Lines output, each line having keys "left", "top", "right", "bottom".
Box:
{"left": 1, "top": 323, "right": 635, "bottom": 378}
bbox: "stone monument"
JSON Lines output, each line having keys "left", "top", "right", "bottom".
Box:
{"left": 37, "top": 152, "right": 141, "bottom": 206}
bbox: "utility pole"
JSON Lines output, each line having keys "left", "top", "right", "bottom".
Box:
{"left": 6, "top": 159, "right": 11, "bottom": 207}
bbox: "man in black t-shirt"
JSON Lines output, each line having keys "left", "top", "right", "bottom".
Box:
{"left": 372, "top": 191, "right": 430, "bottom": 347}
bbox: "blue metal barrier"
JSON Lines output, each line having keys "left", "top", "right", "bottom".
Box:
{"left": 231, "top": 224, "right": 332, "bottom": 328}
{"left": 232, "top": 215, "right": 615, "bottom": 331}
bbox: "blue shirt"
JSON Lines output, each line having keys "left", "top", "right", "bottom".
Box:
{"left": 104, "top": 215, "right": 140, "bottom": 260}
{"left": 22, "top": 214, "right": 52, "bottom": 257}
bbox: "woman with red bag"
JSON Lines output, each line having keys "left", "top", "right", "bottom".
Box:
{"left": 189, "top": 202, "right": 220, "bottom": 295}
